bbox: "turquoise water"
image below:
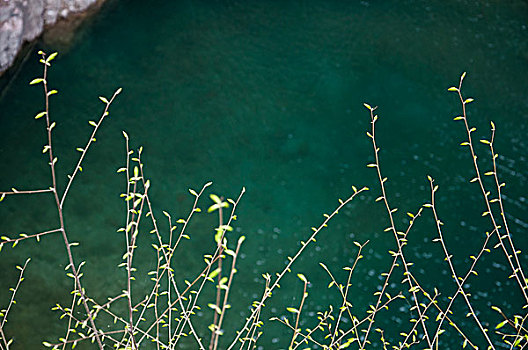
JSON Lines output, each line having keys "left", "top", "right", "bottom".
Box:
{"left": 0, "top": 0, "right": 527, "bottom": 348}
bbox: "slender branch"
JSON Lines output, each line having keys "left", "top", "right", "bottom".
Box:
{"left": 0, "top": 188, "right": 52, "bottom": 196}
{"left": 290, "top": 307, "right": 333, "bottom": 350}
{"left": 60, "top": 275, "right": 78, "bottom": 350}
{"left": 0, "top": 228, "right": 61, "bottom": 246}
{"left": 397, "top": 293, "right": 439, "bottom": 349}
{"left": 365, "top": 104, "right": 432, "bottom": 347}
{"left": 38, "top": 51, "right": 104, "bottom": 349}
{"left": 226, "top": 186, "right": 368, "bottom": 350}
{"left": 359, "top": 206, "right": 424, "bottom": 347}
{"left": 427, "top": 177, "right": 494, "bottom": 347}
{"left": 135, "top": 253, "right": 223, "bottom": 345}
{"left": 322, "top": 240, "right": 369, "bottom": 348}
{"left": 210, "top": 204, "right": 225, "bottom": 350}
{"left": 451, "top": 75, "right": 528, "bottom": 302}
{"left": 288, "top": 277, "right": 308, "bottom": 350}
{"left": 212, "top": 236, "right": 244, "bottom": 350}
{"left": 0, "top": 258, "right": 30, "bottom": 350}
{"left": 331, "top": 292, "right": 404, "bottom": 346}
{"left": 59, "top": 88, "right": 122, "bottom": 208}
{"left": 487, "top": 123, "right": 528, "bottom": 294}
{"left": 406, "top": 273, "right": 478, "bottom": 350}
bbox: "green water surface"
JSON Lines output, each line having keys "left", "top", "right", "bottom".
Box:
{"left": 0, "top": 0, "right": 527, "bottom": 348}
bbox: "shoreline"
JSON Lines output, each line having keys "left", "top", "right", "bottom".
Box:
{"left": 0, "top": 0, "right": 107, "bottom": 77}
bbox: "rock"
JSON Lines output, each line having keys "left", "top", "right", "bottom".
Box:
{"left": 0, "top": 2, "right": 25, "bottom": 74}
{"left": 43, "top": 0, "right": 99, "bottom": 25}
{"left": 0, "top": 0, "right": 103, "bottom": 76}
{"left": 43, "top": 0, "right": 105, "bottom": 50}
{"left": 22, "top": 0, "right": 45, "bottom": 41}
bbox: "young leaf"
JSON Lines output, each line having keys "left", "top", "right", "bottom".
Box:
{"left": 210, "top": 194, "right": 222, "bottom": 204}
{"left": 209, "top": 268, "right": 221, "bottom": 279}
{"left": 208, "top": 303, "right": 222, "bottom": 314}
{"left": 35, "top": 111, "right": 47, "bottom": 119}
{"left": 495, "top": 320, "right": 508, "bottom": 329}
{"left": 46, "top": 52, "right": 58, "bottom": 63}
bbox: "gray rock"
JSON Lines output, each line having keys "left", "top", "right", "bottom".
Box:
{"left": 0, "top": 2, "right": 24, "bottom": 73}
{"left": 21, "top": 0, "right": 45, "bottom": 41}
{"left": 0, "top": 0, "right": 102, "bottom": 75}
{"left": 44, "top": 0, "right": 99, "bottom": 25}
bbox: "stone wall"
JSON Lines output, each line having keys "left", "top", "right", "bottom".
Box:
{"left": 0, "top": 0, "right": 103, "bottom": 75}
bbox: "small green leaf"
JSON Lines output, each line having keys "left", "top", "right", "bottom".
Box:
{"left": 35, "top": 111, "right": 47, "bottom": 119}
{"left": 99, "top": 96, "right": 109, "bottom": 104}
{"left": 209, "top": 268, "right": 221, "bottom": 279}
{"left": 46, "top": 52, "right": 58, "bottom": 63}
{"left": 214, "top": 229, "right": 222, "bottom": 243}
{"left": 491, "top": 306, "right": 502, "bottom": 314}
{"left": 513, "top": 336, "right": 522, "bottom": 347}
{"left": 208, "top": 303, "right": 222, "bottom": 314}
{"left": 210, "top": 194, "right": 222, "bottom": 204}
{"left": 495, "top": 320, "right": 508, "bottom": 329}
{"left": 30, "top": 78, "right": 44, "bottom": 85}
{"left": 208, "top": 202, "right": 228, "bottom": 213}
{"left": 217, "top": 225, "right": 233, "bottom": 232}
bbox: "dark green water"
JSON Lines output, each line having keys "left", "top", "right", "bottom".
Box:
{"left": 1, "top": 0, "right": 527, "bottom": 348}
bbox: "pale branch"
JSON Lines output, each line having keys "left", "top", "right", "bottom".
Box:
{"left": 226, "top": 186, "right": 368, "bottom": 350}
{"left": 0, "top": 188, "right": 53, "bottom": 196}
{"left": 0, "top": 228, "right": 62, "bottom": 246}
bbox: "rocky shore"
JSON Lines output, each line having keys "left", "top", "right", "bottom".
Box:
{"left": 0, "top": 0, "right": 105, "bottom": 75}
